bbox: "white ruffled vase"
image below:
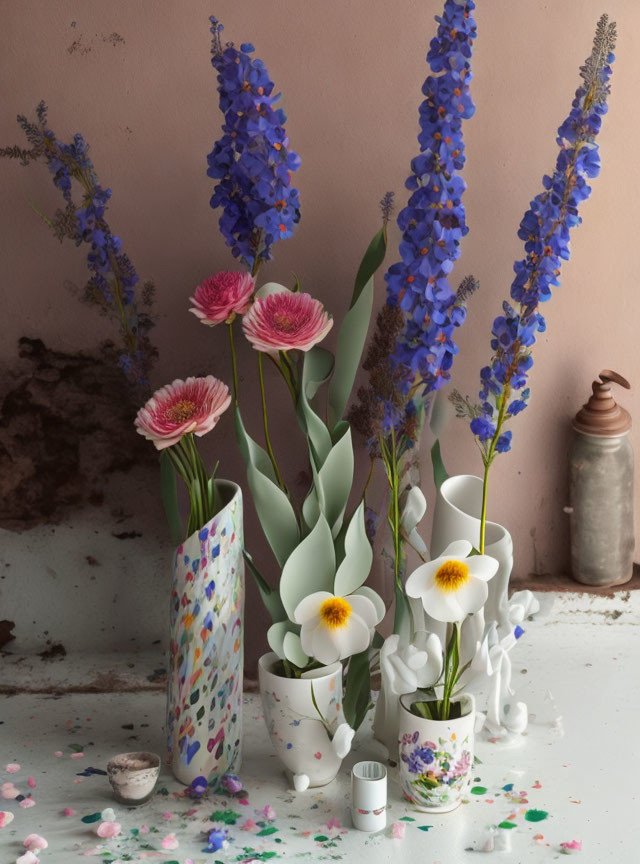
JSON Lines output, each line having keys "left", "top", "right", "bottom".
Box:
{"left": 430, "top": 474, "right": 513, "bottom": 634}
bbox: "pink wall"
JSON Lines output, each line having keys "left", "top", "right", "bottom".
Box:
{"left": 1, "top": 1, "right": 638, "bottom": 662}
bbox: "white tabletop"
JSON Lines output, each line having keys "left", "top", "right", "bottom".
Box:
{"left": 1, "top": 589, "right": 638, "bottom": 863}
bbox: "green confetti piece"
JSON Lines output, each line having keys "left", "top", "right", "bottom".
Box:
{"left": 524, "top": 809, "right": 549, "bottom": 822}
{"left": 81, "top": 812, "right": 102, "bottom": 823}
{"left": 498, "top": 821, "right": 517, "bottom": 830}
{"left": 399, "top": 816, "right": 416, "bottom": 822}
{"left": 470, "top": 786, "right": 487, "bottom": 795}
{"left": 210, "top": 809, "right": 242, "bottom": 825}
{"left": 257, "top": 826, "right": 279, "bottom": 836}
{"left": 69, "top": 743, "right": 85, "bottom": 753}
{"left": 130, "top": 829, "right": 139, "bottom": 837}
{"left": 418, "top": 825, "right": 433, "bottom": 832}
{"left": 314, "top": 835, "right": 329, "bottom": 842}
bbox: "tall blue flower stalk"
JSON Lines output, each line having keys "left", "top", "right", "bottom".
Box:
{"left": 454, "top": 15, "right": 617, "bottom": 553}
{"left": 385, "top": 0, "right": 477, "bottom": 426}
{"left": 207, "top": 17, "right": 301, "bottom": 275}
{"left": 0, "top": 102, "right": 156, "bottom": 389}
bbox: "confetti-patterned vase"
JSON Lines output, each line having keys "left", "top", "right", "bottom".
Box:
{"left": 258, "top": 652, "right": 345, "bottom": 791}
{"left": 167, "top": 480, "right": 244, "bottom": 786}
{"left": 397, "top": 693, "right": 475, "bottom": 813}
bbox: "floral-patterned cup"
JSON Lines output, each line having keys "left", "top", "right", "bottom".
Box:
{"left": 397, "top": 693, "right": 475, "bottom": 813}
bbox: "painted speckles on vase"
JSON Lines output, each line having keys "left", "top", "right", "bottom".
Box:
{"left": 397, "top": 693, "right": 476, "bottom": 813}
{"left": 166, "top": 480, "right": 244, "bottom": 786}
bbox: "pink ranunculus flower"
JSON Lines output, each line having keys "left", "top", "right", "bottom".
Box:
{"left": 242, "top": 290, "right": 333, "bottom": 354}
{"left": 190, "top": 271, "right": 255, "bottom": 326}
{"left": 96, "top": 821, "right": 121, "bottom": 838}
{"left": 135, "top": 376, "right": 231, "bottom": 451}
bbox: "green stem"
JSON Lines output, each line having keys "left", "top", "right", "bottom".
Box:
{"left": 479, "top": 462, "right": 490, "bottom": 555}
{"left": 228, "top": 320, "right": 239, "bottom": 403}
{"left": 258, "top": 351, "right": 286, "bottom": 491}
{"left": 479, "top": 391, "right": 508, "bottom": 553}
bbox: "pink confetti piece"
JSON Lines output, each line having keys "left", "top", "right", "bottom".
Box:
{"left": 561, "top": 840, "right": 583, "bottom": 851}
{"left": 184, "top": 808, "right": 197, "bottom": 817}
{"left": 1, "top": 783, "right": 19, "bottom": 799}
{"left": 325, "top": 818, "right": 342, "bottom": 830}
{"left": 63, "top": 808, "right": 76, "bottom": 816}
{"left": 239, "top": 797, "right": 249, "bottom": 806}
{"left": 241, "top": 819, "right": 257, "bottom": 832}
{"left": 73, "top": 779, "right": 84, "bottom": 784}
{"left": 24, "top": 834, "right": 48, "bottom": 851}
{"left": 0, "top": 810, "right": 15, "bottom": 828}
{"left": 139, "top": 825, "right": 150, "bottom": 834}
{"left": 391, "top": 822, "right": 406, "bottom": 840}
{"left": 96, "top": 821, "right": 121, "bottom": 838}
{"left": 6, "top": 763, "right": 20, "bottom": 773}
{"left": 54, "top": 751, "right": 63, "bottom": 758}
{"left": 532, "top": 781, "right": 542, "bottom": 789}
{"left": 259, "top": 805, "right": 276, "bottom": 821}
{"left": 162, "top": 811, "right": 173, "bottom": 820}
{"left": 70, "top": 752, "right": 85, "bottom": 759}
{"left": 161, "top": 833, "right": 179, "bottom": 850}
{"left": 27, "top": 777, "right": 36, "bottom": 789}
{"left": 19, "top": 798, "right": 36, "bottom": 808}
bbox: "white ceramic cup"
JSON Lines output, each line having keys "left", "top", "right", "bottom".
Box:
{"left": 351, "top": 761, "right": 387, "bottom": 832}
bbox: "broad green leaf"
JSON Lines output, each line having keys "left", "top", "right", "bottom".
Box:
{"left": 160, "top": 450, "right": 183, "bottom": 546}
{"left": 283, "top": 631, "right": 309, "bottom": 668}
{"left": 256, "top": 281, "right": 289, "bottom": 299}
{"left": 343, "top": 649, "right": 372, "bottom": 731}
{"left": 334, "top": 501, "right": 373, "bottom": 596}
{"left": 245, "top": 549, "right": 286, "bottom": 624}
{"left": 315, "top": 424, "right": 354, "bottom": 537}
{"left": 431, "top": 439, "right": 449, "bottom": 491}
{"left": 328, "top": 226, "right": 388, "bottom": 430}
{"left": 235, "top": 407, "right": 299, "bottom": 567}
{"left": 296, "top": 347, "right": 333, "bottom": 468}
{"left": 267, "top": 619, "right": 296, "bottom": 658}
{"left": 429, "top": 389, "right": 451, "bottom": 440}
{"left": 280, "top": 513, "right": 335, "bottom": 621}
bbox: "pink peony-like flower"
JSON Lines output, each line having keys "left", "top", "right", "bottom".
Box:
{"left": 23, "top": 835, "right": 48, "bottom": 852}
{"left": 190, "top": 271, "right": 255, "bottom": 326}
{"left": 242, "top": 291, "right": 333, "bottom": 353}
{"left": 135, "top": 376, "right": 231, "bottom": 451}
{"left": 161, "top": 833, "right": 179, "bottom": 850}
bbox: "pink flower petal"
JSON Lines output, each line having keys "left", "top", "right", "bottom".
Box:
{"left": 63, "top": 808, "right": 76, "bottom": 816}
{"left": 0, "top": 811, "right": 15, "bottom": 828}
{"left": 391, "top": 822, "right": 406, "bottom": 840}
{"left": 161, "top": 833, "right": 179, "bottom": 850}
{"left": 96, "top": 821, "right": 121, "bottom": 839}
{"left": 162, "top": 811, "right": 173, "bottom": 820}
{"left": 241, "top": 819, "right": 257, "bottom": 832}
{"left": 259, "top": 805, "right": 276, "bottom": 821}
{"left": 54, "top": 751, "right": 63, "bottom": 758}
{"left": 27, "top": 777, "right": 36, "bottom": 789}
{"left": 24, "top": 834, "right": 48, "bottom": 851}
{"left": 560, "top": 840, "right": 583, "bottom": 851}
{"left": 19, "top": 798, "right": 36, "bottom": 808}
{"left": 1, "top": 783, "right": 19, "bottom": 799}
{"left": 6, "top": 763, "right": 20, "bottom": 773}
{"left": 70, "top": 752, "right": 84, "bottom": 759}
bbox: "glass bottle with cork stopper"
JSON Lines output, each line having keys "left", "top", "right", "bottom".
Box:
{"left": 568, "top": 370, "right": 635, "bottom": 586}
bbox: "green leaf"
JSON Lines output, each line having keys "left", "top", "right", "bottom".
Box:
{"left": 235, "top": 407, "right": 299, "bottom": 567}
{"left": 429, "top": 389, "right": 451, "bottom": 441}
{"left": 244, "top": 549, "right": 286, "bottom": 624}
{"left": 160, "top": 450, "right": 183, "bottom": 546}
{"left": 328, "top": 226, "right": 387, "bottom": 431}
{"left": 393, "top": 583, "right": 413, "bottom": 643}
{"left": 267, "top": 619, "right": 297, "bottom": 658}
{"left": 296, "top": 347, "right": 334, "bottom": 467}
{"left": 334, "top": 501, "right": 373, "bottom": 596}
{"left": 314, "top": 424, "right": 354, "bottom": 536}
{"left": 343, "top": 649, "right": 372, "bottom": 731}
{"left": 279, "top": 513, "right": 335, "bottom": 621}
{"left": 431, "top": 439, "right": 449, "bottom": 491}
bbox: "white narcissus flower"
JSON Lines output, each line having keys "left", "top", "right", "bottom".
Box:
{"left": 331, "top": 723, "right": 355, "bottom": 758}
{"left": 293, "top": 590, "right": 383, "bottom": 665}
{"left": 380, "top": 632, "right": 443, "bottom": 696}
{"left": 405, "top": 539, "right": 499, "bottom": 623}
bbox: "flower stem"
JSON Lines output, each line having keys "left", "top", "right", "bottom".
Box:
{"left": 227, "top": 320, "right": 239, "bottom": 403}
{"left": 478, "top": 391, "right": 508, "bottom": 552}
{"left": 258, "top": 351, "right": 286, "bottom": 492}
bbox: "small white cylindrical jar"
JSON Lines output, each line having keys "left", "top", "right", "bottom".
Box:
{"left": 351, "top": 761, "right": 387, "bottom": 832}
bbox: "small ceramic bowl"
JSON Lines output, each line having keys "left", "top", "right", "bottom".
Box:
{"left": 107, "top": 751, "right": 160, "bottom": 806}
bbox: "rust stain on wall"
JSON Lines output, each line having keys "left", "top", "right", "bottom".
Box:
{"left": 0, "top": 337, "right": 152, "bottom": 532}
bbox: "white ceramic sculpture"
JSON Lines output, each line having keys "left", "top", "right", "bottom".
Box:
{"left": 258, "top": 652, "right": 354, "bottom": 791}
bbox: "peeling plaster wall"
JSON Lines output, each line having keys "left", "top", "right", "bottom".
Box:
{"left": 1, "top": 1, "right": 639, "bottom": 666}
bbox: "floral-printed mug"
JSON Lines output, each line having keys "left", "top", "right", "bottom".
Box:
{"left": 397, "top": 693, "right": 475, "bottom": 813}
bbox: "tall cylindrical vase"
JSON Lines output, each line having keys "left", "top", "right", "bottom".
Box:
{"left": 430, "top": 475, "right": 513, "bottom": 634}
{"left": 166, "top": 480, "right": 244, "bottom": 786}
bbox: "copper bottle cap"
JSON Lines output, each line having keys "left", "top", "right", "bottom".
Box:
{"left": 572, "top": 369, "right": 632, "bottom": 437}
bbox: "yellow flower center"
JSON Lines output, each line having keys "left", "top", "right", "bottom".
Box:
{"left": 273, "top": 312, "right": 295, "bottom": 332}
{"left": 320, "top": 597, "right": 352, "bottom": 630}
{"left": 167, "top": 399, "right": 197, "bottom": 423}
{"left": 434, "top": 559, "right": 470, "bottom": 593}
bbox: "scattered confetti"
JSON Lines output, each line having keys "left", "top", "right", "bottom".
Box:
{"left": 502, "top": 783, "right": 514, "bottom": 791}
{"left": 399, "top": 816, "right": 415, "bottom": 822}
{"left": 222, "top": 773, "right": 243, "bottom": 794}
{"left": 0, "top": 811, "right": 15, "bottom": 828}
{"left": 19, "top": 798, "right": 36, "bottom": 808}
{"left": 497, "top": 821, "right": 517, "bottom": 830}
{"left": 242, "top": 819, "right": 257, "bottom": 831}
{"left": 524, "top": 809, "right": 548, "bottom": 822}
{"left": 470, "top": 786, "right": 487, "bottom": 795}
{"left": 63, "top": 808, "right": 76, "bottom": 817}
{"left": 532, "top": 781, "right": 542, "bottom": 789}
{"left": 259, "top": 805, "right": 276, "bottom": 821}
{"left": 53, "top": 751, "right": 63, "bottom": 757}
{"left": 161, "top": 832, "right": 179, "bottom": 850}
{"left": 257, "top": 826, "right": 279, "bottom": 837}
{"left": 560, "top": 840, "right": 583, "bottom": 852}
{"left": 81, "top": 812, "right": 102, "bottom": 824}
{"left": 96, "top": 821, "right": 122, "bottom": 838}
{"left": 6, "top": 763, "right": 20, "bottom": 773}
{"left": 70, "top": 752, "right": 85, "bottom": 759}
{"left": 2, "top": 783, "right": 19, "bottom": 799}
{"left": 210, "top": 809, "right": 242, "bottom": 825}
{"left": 418, "top": 825, "right": 433, "bottom": 832}
{"left": 23, "top": 835, "right": 48, "bottom": 852}
{"left": 162, "top": 811, "right": 173, "bottom": 820}
{"left": 204, "top": 828, "right": 229, "bottom": 853}
{"left": 27, "top": 777, "right": 36, "bottom": 788}
{"left": 391, "top": 822, "right": 406, "bottom": 840}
